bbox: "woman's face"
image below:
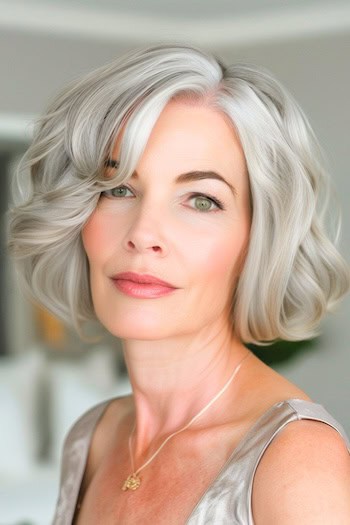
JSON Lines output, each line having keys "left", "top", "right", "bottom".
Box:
{"left": 82, "top": 101, "right": 251, "bottom": 340}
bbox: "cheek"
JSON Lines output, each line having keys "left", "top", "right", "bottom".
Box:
{"left": 81, "top": 211, "right": 115, "bottom": 263}
{"left": 192, "top": 222, "right": 249, "bottom": 285}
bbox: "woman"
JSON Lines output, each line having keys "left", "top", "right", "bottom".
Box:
{"left": 8, "top": 43, "right": 350, "bottom": 524}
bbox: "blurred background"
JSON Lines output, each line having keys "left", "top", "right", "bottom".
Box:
{"left": 0, "top": 0, "right": 349, "bottom": 523}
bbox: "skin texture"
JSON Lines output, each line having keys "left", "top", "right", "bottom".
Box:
{"left": 252, "top": 420, "right": 350, "bottom": 524}
{"left": 80, "top": 100, "right": 350, "bottom": 523}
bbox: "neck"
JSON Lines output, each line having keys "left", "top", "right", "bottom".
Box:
{"left": 122, "top": 321, "right": 250, "bottom": 460}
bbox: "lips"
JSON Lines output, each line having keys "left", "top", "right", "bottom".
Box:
{"left": 112, "top": 272, "right": 177, "bottom": 288}
{"left": 111, "top": 272, "right": 178, "bottom": 299}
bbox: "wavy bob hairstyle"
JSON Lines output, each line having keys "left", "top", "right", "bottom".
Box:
{"left": 8, "top": 43, "right": 349, "bottom": 344}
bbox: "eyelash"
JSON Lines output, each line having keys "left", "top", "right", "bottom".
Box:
{"left": 101, "top": 186, "right": 225, "bottom": 212}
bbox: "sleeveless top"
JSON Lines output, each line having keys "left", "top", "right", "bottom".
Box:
{"left": 51, "top": 398, "right": 350, "bottom": 524}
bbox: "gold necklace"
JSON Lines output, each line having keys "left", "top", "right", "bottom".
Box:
{"left": 121, "top": 350, "right": 251, "bottom": 491}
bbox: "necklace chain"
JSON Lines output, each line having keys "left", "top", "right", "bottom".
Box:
{"left": 122, "top": 350, "right": 251, "bottom": 491}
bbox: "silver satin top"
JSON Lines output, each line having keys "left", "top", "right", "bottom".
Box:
{"left": 52, "top": 398, "right": 350, "bottom": 524}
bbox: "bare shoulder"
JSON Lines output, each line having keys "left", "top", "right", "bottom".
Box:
{"left": 80, "top": 394, "right": 133, "bottom": 493}
{"left": 252, "top": 418, "right": 350, "bottom": 524}
{"left": 241, "top": 353, "right": 313, "bottom": 416}
{"left": 89, "top": 394, "right": 133, "bottom": 452}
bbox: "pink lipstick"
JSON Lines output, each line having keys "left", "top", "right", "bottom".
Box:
{"left": 112, "top": 272, "right": 178, "bottom": 299}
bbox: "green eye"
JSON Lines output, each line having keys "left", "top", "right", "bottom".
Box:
{"left": 189, "top": 193, "right": 224, "bottom": 212}
{"left": 111, "top": 186, "right": 129, "bottom": 197}
{"left": 194, "top": 196, "right": 213, "bottom": 211}
{"left": 102, "top": 185, "right": 133, "bottom": 198}
{"left": 100, "top": 187, "right": 225, "bottom": 213}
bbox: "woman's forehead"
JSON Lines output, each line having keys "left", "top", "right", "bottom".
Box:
{"left": 110, "top": 101, "right": 246, "bottom": 175}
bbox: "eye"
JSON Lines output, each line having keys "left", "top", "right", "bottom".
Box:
{"left": 100, "top": 186, "right": 225, "bottom": 212}
{"left": 101, "top": 185, "right": 134, "bottom": 198}
{"left": 188, "top": 193, "right": 225, "bottom": 212}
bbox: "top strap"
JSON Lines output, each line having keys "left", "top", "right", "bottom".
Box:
{"left": 286, "top": 399, "right": 350, "bottom": 452}
{"left": 51, "top": 398, "right": 112, "bottom": 525}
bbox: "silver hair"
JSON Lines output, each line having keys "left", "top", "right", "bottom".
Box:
{"left": 7, "top": 43, "right": 349, "bottom": 344}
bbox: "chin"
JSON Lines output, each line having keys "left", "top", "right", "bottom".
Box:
{"left": 97, "top": 311, "right": 179, "bottom": 341}
{"left": 104, "top": 325, "right": 175, "bottom": 341}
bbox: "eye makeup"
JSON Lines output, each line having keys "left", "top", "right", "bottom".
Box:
{"left": 101, "top": 184, "right": 226, "bottom": 213}
{"left": 104, "top": 158, "right": 237, "bottom": 198}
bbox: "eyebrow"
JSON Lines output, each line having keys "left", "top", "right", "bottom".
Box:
{"left": 105, "top": 159, "right": 237, "bottom": 196}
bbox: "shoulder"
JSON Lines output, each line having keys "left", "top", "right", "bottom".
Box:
{"left": 64, "top": 398, "right": 113, "bottom": 444}
{"left": 64, "top": 394, "right": 132, "bottom": 443}
{"left": 77, "top": 394, "right": 133, "bottom": 493}
{"left": 252, "top": 418, "right": 350, "bottom": 524}
{"left": 60, "top": 395, "right": 131, "bottom": 483}
{"left": 54, "top": 396, "right": 131, "bottom": 521}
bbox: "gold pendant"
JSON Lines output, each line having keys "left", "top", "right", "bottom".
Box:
{"left": 122, "top": 474, "right": 141, "bottom": 491}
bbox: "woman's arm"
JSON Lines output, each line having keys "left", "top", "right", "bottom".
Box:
{"left": 252, "top": 419, "right": 350, "bottom": 524}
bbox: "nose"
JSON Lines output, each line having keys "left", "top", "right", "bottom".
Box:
{"left": 122, "top": 204, "right": 169, "bottom": 257}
